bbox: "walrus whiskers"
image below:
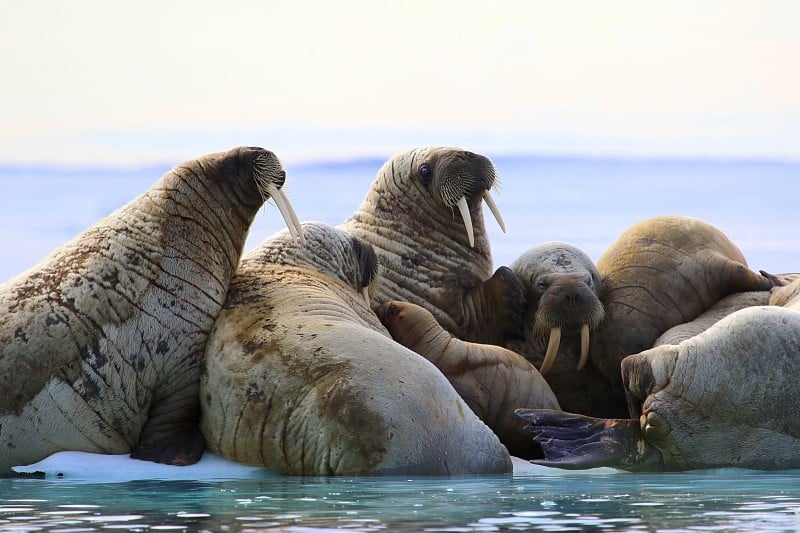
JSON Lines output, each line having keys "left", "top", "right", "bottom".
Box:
{"left": 252, "top": 153, "right": 305, "bottom": 244}
{"left": 440, "top": 170, "right": 505, "bottom": 247}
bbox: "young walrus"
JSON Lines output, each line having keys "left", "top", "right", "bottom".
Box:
{"left": 377, "top": 300, "right": 560, "bottom": 459}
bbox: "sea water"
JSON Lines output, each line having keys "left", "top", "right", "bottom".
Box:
{"left": 2, "top": 454, "right": 800, "bottom": 532}
{"left": 1, "top": 155, "right": 799, "bottom": 531}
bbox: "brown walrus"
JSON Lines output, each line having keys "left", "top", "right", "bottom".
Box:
{"left": 505, "top": 242, "right": 621, "bottom": 417}
{"left": 591, "top": 215, "right": 773, "bottom": 386}
{"left": 518, "top": 305, "right": 800, "bottom": 471}
{"left": 341, "top": 146, "right": 525, "bottom": 345}
{"left": 0, "top": 147, "right": 303, "bottom": 475}
{"left": 201, "top": 223, "right": 512, "bottom": 475}
{"left": 377, "top": 300, "right": 560, "bottom": 459}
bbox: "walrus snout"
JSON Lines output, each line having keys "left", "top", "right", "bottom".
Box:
{"left": 224, "top": 147, "right": 304, "bottom": 243}
{"left": 420, "top": 148, "right": 505, "bottom": 246}
{"left": 534, "top": 274, "right": 605, "bottom": 376}
{"left": 235, "top": 146, "right": 286, "bottom": 186}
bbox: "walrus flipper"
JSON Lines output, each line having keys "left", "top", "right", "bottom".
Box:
{"left": 459, "top": 266, "right": 526, "bottom": 345}
{"left": 131, "top": 402, "right": 205, "bottom": 466}
{"left": 515, "top": 408, "right": 663, "bottom": 471}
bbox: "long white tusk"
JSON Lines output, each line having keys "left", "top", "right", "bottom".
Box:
{"left": 456, "top": 196, "right": 475, "bottom": 247}
{"left": 362, "top": 287, "right": 371, "bottom": 308}
{"left": 577, "top": 324, "right": 590, "bottom": 371}
{"left": 540, "top": 326, "right": 561, "bottom": 376}
{"left": 266, "top": 183, "right": 306, "bottom": 244}
{"left": 483, "top": 190, "right": 506, "bottom": 233}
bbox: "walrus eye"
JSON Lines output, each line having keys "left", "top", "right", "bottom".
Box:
{"left": 418, "top": 164, "right": 432, "bottom": 187}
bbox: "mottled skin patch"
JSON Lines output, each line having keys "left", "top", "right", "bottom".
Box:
{"left": 0, "top": 147, "right": 286, "bottom": 475}
{"left": 591, "top": 216, "right": 772, "bottom": 388}
{"left": 519, "top": 306, "right": 800, "bottom": 471}
{"left": 201, "top": 223, "right": 512, "bottom": 475}
{"left": 377, "top": 300, "right": 560, "bottom": 460}
{"left": 341, "top": 146, "right": 525, "bottom": 345}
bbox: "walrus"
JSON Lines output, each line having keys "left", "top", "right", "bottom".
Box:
{"left": 0, "top": 147, "right": 303, "bottom": 476}
{"left": 590, "top": 215, "right": 773, "bottom": 386}
{"left": 768, "top": 274, "right": 800, "bottom": 310}
{"left": 653, "top": 291, "right": 771, "bottom": 346}
{"left": 504, "top": 242, "right": 622, "bottom": 417}
{"left": 200, "top": 222, "right": 512, "bottom": 476}
{"left": 341, "top": 146, "right": 525, "bottom": 345}
{"left": 517, "top": 305, "right": 800, "bottom": 471}
{"left": 377, "top": 300, "right": 560, "bottom": 459}
{"left": 508, "top": 242, "right": 605, "bottom": 375}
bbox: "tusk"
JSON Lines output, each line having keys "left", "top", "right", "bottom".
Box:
{"left": 266, "top": 183, "right": 306, "bottom": 244}
{"left": 456, "top": 196, "right": 475, "bottom": 247}
{"left": 483, "top": 190, "right": 506, "bottom": 233}
{"left": 577, "top": 324, "right": 590, "bottom": 371}
{"left": 362, "top": 287, "right": 370, "bottom": 308}
{"left": 539, "top": 326, "right": 561, "bottom": 376}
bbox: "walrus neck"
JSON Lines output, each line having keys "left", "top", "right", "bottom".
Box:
{"left": 142, "top": 168, "right": 258, "bottom": 277}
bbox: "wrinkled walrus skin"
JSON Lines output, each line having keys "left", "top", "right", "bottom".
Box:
{"left": 377, "top": 300, "right": 560, "bottom": 459}
{"left": 518, "top": 306, "right": 800, "bottom": 472}
{"left": 341, "top": 146, "right": 525, "bottom": 345}
{"left": 201, "top": 223, "right": 512, "bottom": 476}
{"left": 0, "top": 147, "right": 300, "bottom": 475}
{"left": 591, "top": 215, "right": 773, "bottom": 386}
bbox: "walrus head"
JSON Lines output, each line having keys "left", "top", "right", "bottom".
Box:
{"left": 511, "top": 242, "right": 605, "bottom": 375}
{"left": 249, "top": 222, "right": 380, "bottom": 307}
{"left": 204, "top": 146, "right": 304, "bottom": 244}
{"left": 412, "top": 147, "right": 506, "bottom": 247}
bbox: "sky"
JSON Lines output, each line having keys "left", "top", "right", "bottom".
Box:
{"left": 1, "top": 1, "right": 799, "bottom": 166}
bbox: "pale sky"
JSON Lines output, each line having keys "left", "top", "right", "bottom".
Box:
{"left": 1, "top": 0, "right": 798, "bottom": 166}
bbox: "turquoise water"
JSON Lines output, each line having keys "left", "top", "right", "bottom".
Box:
{"left": 2, "top": 466, "right": 800, "bottom": 532}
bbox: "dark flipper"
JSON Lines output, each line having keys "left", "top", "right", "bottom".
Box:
{"left": 460, "top": 266, "right": 526, "bottom": 345}
{"left": 515, "top": 408, "right": 664, "bottom": 471}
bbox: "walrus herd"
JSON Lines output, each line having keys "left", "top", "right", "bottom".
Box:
{"left": 1, "top": 145, "right": 798, "bottom": 476}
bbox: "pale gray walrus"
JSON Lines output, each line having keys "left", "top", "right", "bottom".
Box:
{"left": 589, "top": 215, "right": 773, "bottom": 387}
{"left": 341, "top": 146, "right": 525, "bottom": 345}
{"left": 377, "top": 300, "right": 560, "bottom": 459}
{"left": 767, "top": 274, "right": 800, "bottom": 310}
{"left": 505, "top": 242, "right": 623, "bottom": 417}
{"left": 200, "top": 222, "right": 512, "bottom": 475}
{"left": 517, "top": 305, "right": 800, "bottom": 471}
{"left": 652, "top": 273, "right": 799, "bottom": 346}
{"left": 0, "top": 147, "right": 303, "bottom": 475}
{"left": 653, "top": 291, "right": 771, "bottom": 346}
